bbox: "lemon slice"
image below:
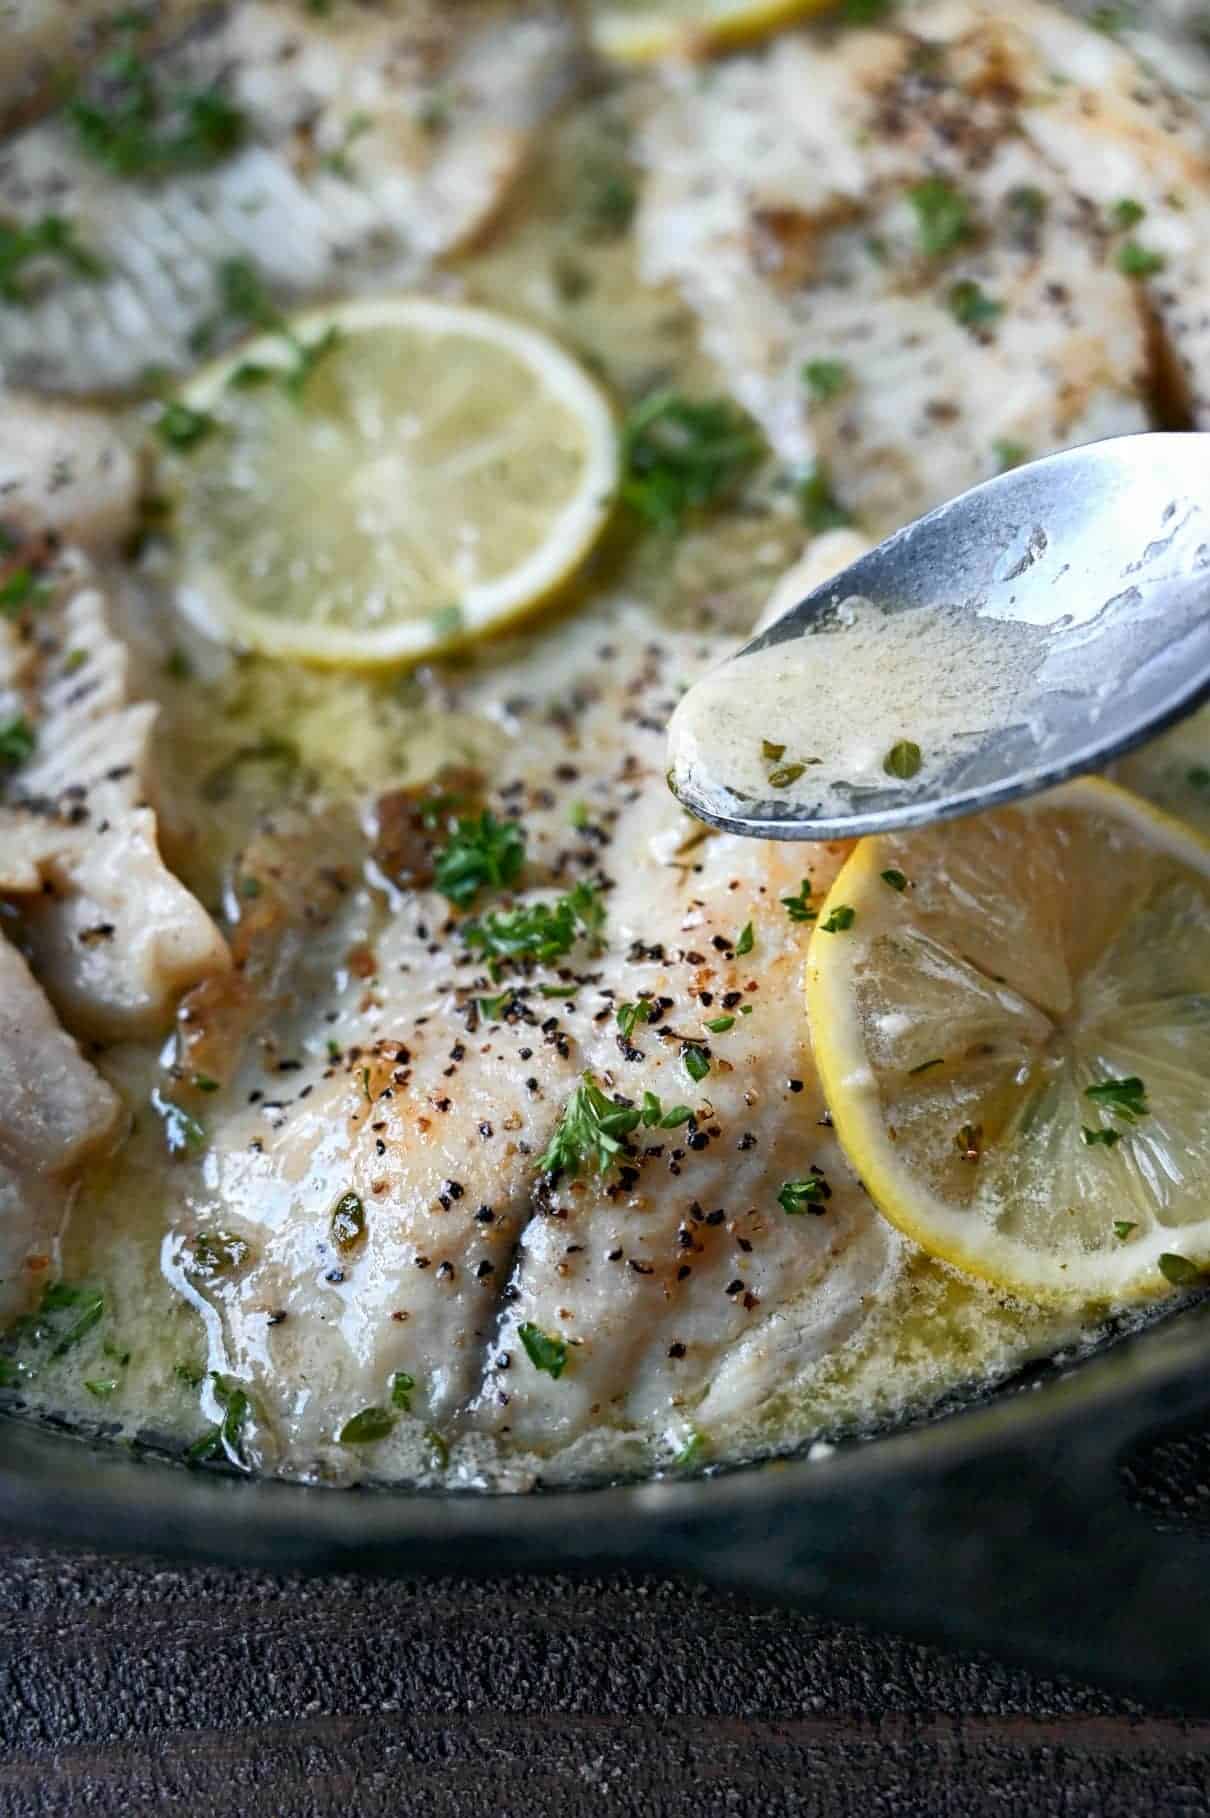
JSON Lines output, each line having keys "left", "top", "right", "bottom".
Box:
{"left": 165, "top": 298, "right": 619, "bottom": 668}
{"left": 806, "top": 778, "right": 1210, "bottom": 1303}
{"left": 591, "top": 0, "right": 831, "bottom": 63}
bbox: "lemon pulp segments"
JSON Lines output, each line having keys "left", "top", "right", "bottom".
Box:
{"left": 166, "top": 297, "right": 619, "bottom": 668}
{"left": 806, "top": 778, "right": 1210, "bottom": 1302}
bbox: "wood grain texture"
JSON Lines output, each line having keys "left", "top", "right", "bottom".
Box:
{"left": 1, "top": 1544, "right": 1209, "bottom": 1818}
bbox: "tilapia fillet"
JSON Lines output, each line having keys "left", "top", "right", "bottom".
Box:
{"left": 165, "top": 611, "right": 896, "bottom": 1479}
{"left": 0, "top": 1, "right": 580, "bottom": 392}
{"left": 637, "top": 0, "right": 1210, "bottom": 535}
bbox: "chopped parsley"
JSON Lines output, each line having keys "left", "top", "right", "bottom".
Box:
{"left": 778, "top": 1172, "right": 831, "bottom": 1215}
{"left": 704, "top": 1015, "right": 735, "bottom": 1034}
{"left": 884, "top": 739, "right": 922, "bottom": 780}
{"left": 735, "top": 921, "right": 755, "bottom": 956}
{"left": 798, "top": 463, "right": 854, "bottom": 532}
{"left": 186, "top": 1374, "right": 251, "bottom": 1467}
{"left": 390, "top": 1370, "right": 415, "bottom": 1411}
{"left": 1117, "top": 241, "right": 1165, "bottom": 278}
{"left": 1085, "top": 1075, "right": 1148, "bottom": 1120}
{"left": 155, "top": 400, "right": 215, "bottom": 451}
{"left": 339, "top": 1405, "right": 395, "bottom": 1445}
{"left": 949, "top": 280, "right": 1003, "bottom": 329}
{"left": 518, "top": 1321, "right": 568, "bottom": 1379}
{"left": 434, "top": 810, "right": 525, "bottom": 908}
{"left": 769, "top": 762, "right": 808, "bottom": 789}
{"left": 150, "top": 1087, "right": 205, "bottom": 1156}
{"left": 185, "top": 1230, "right": 251, "bottom": 1279}
{"left": 85, "top": 1377, "right": 119, "bottom": 1399}
{"left": 539, "top": 1076, "right": 693, "bottom": 1180}
{"left": 0, "top": 715, "right": 35, "bottom": 769}
{"left": 1110, "top": 198, "right": 1146, "bottom": 231}
{"left": 463, "top": 881, "right": 604, "bottom": 974}
{"left": 881, "top": 868, "right": 908, "bottom": 892}
{"left": 1113, "top": 1220, "right": 1137, "bottom": 1241}
{"left": 34, "top": 1281, "right": 105, "bottom": 1357}
{"left": 909, "top": 177, "right": 971, "bottom": 258}
{"left": 643, "top": 1091, "right": 693, "bottom": 1128}
{"left": 780, "top": 880, "right": 816, "bottom": 924}
{"left": 330, "top": 1191, "right": 366, "bottom": 1251}
{"left": 0, "top": 214, "right": 104, "bottom": 305}
{"left": 616, "top": 998, "right": 655, "bottom": 1041}
{"left": 1158, "top": 1253, "right": 1203, "bottom": 1287}
{"left": 993, "top": 439, "right": 1027, "bottom": 473}
{"left": 673, "top": 1429, "right": 707, "bottom": 1469}
{"left": 682, "top": 1043, "right": 711, "bottom": 1084}
{"left": 1188, "top": 765, "right": 1210, "bottom": 791}
{"left": 819, "top": 904, "right": 856, "bottom": 933}
{"left": 802, "top": 359, "right": 851, "bottom": 402}
{"left": 70, "top": 48, "right": 246, "bottom": 180}
{"left": 1081, "top": 1125, "right": 1123, "bottom": 1148}
{"left": 620, "top": 389, "right": 765, "bottom": 530}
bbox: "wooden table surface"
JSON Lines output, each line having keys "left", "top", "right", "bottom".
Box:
{"left": 1, "top": 1541, "right": 1208, "bottom": 1818}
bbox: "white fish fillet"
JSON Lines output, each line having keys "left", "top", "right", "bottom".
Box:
{"left": 636, "top": 0, "right": 1210, "bottom": 535}
{"left": 167, "top": 607, "right": 895, "bottom": 1472}
{"left": 0, "top": 2, "right": 580, "bottom": 393}
{"left": 1, "top": 581, "right": 231, "bottom": 1038}
{"left": 0, "top": 393, "right": 140, "bottom": 550}
{"left": 0, "top": 936, "right": 122, "bottom": 1320}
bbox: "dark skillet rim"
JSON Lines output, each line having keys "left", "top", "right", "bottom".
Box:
{"left": 1, "top": 1289, "right": 1207, "bottom": 1574}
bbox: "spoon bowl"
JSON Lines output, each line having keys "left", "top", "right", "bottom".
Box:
{"left": 668, "top": 433, "right": 1210, "bottom": 842}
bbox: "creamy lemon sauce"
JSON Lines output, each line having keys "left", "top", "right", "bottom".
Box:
{"left": 1, "top": 4, "right": 1209, "bottom": 1490}
{"left": 667, "top": 596, "right": 1045, "bottom": 826}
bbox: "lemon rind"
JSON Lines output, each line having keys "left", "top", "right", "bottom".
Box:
{"left": 806, "top": 776, "right": 1210, "bottom": 1305}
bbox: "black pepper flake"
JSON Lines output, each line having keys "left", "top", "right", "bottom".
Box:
{"left": 687, "top": 1131, "right": 709, "bottom": 1151}
{"left": 436, "top": 1261, "right": 455, "bottom": 1281}
{"left": 325, "top": 1269, "right": 345, "bottom": 1284}
{"left": 788, "top": 1079, "right": 804, "bottom": 1094}
{"left": 722, "top": 992, "right": 742, "bottom": 1009}
{"left": 726, "top": 1279, "right": 744, "bottom": 1295}
{"left": 705, "top": 1209, "right": 725, "bottom": 1227}
{"left": 266, "top": 1310, "right": 287, "bottom": 1326}
{"left": 414, "top": 1255, "right": 432, "bottom": 1269}
{"left": 443, "top": 1180, "right": 465, "bottom": 1201}
{"left": 607, "top": 1246, "right": 623, "bottom": 1261}
{"left": 519, "top": 1047, "right": 533, "bottom": 1060}
{"left": 475, "top": 1205, "right": 495, "bottom": 1223}
{"left": 375, "top": 1139, "right": 386, "bottom": 1157}
{"left": 525, "top": 1077, "right": 539, "bottom": 1093}
{"left": 677, "top": 1264, "right": 692, "bottom": 1281}
{"left": 475, "top": 1260, "right": 495, "bottom": 1279}
{"left": 737, "top": 1132, "right": 757, "bottom": 1151}
{"left": 628, "top": 1259, "right": 654, "bottom": 1275}
{"left": 737, "top": 1236, "right": 753, "bottom": 1253}
{"left": 668, "top": 1342, "right": 686, "bottom": 1359}
{"left": 479, "top": 1122, "right": 493, "bottom": 1139}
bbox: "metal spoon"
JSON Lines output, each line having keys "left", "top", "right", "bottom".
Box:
{"left": 667, "top": 432, "right": 1210, "bottom": 842}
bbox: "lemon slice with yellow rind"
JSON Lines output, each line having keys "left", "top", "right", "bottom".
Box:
{"left": 591, "top": 0, "right": 833, "bottom": 63}
{"left": 807, "top": 777, "right": 1210, "bottom": 1304}
{"left": 165, "top": 297, "right": 619, "bottom": 669}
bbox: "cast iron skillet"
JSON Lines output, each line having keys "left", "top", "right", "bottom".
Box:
{"left": 5, "top": 1293, "right": 1210, "bottom": 1711}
